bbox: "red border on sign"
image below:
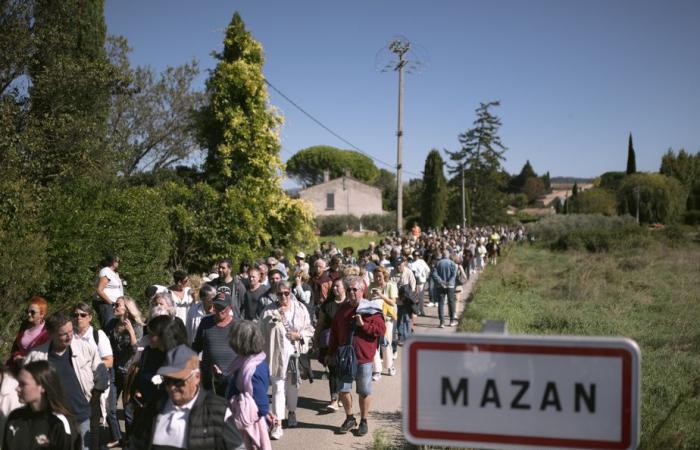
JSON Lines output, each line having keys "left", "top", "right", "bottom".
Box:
{"left": 408, "top": 341, "right": 632, "bottom": 449}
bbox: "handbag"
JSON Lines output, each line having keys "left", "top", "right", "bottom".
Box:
{"left": 335, "top": 322, "right": 357, "bottom": 379}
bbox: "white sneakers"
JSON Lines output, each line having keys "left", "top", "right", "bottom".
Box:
{"left": 388, "top": 366, "right": 397, "bottom": 376}
{"left": 270, "top": 424, "right": 283, "bottom": 440}
{"left": 372, "top": 372, "right": 382, "bottom": 381}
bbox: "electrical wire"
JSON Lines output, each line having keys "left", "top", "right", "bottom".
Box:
{"left": 265, "top": 78, "right": 421, "bottom": 177}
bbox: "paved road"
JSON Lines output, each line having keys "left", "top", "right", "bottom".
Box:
{"left": 272, "top": 274, "right": 480, "bottom": 450}
{"left": 114, "top": 274, "right": 480, "bottom": 450}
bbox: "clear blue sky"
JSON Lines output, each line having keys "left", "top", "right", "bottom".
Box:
{"left": 105, "top": 0, "right": 700, "bottom": 182}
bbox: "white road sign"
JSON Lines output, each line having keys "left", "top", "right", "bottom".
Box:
{"left": 402, "top": 334, "right": 640, "bottom": 450}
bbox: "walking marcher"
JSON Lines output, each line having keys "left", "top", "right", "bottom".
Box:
{"left": 431, "top": 250, "right": 458, "bottom": 328}
{"left": 4, "top": 360, "right": 81, "bottom": 450}
{"left": 316, "top": 278, "right": 347, "bottom": 412}
{"left": 192, "top": 292, "right": 237, "bottom": 396}
{"left": 212, "top": 259, "right": 245, "bottom": 319}
{"left": 186, "top": 284, "right": 215, "bottom": 345}
{"left": 6, "top": 296, "right": 50, "bottom": 374}
{"left": 259, "top": 281, "right": 313, "bottom": 440}
{"left": 370, "top": 267, "right": 397, "bottom": 380}
{"left": 408, "top": 252, "right": 430, "bottom": 316}
{"left": 104, "top": 296, "right": 143, "bottom": 447}
{"left": 72, "top": 302, "right": 116, "bottom": 450}
{"left": 168, "top": 270, "right": 194, "bottom": 325}
{"left": 328, "top": 276, "right": 385, "bottom": 437}
{"left": 128, "top": 345, "right": 243, "bottom": 450}
{"left": 94, "top": 254, "right": 123, "bottom": 329}
{"left": 226, "top": 320, "right": 272, "bottom": 450}
{"left": 242, "top": 268, "right": 268, "bottom": 321}
{"left": 25, "top": 313, "right": 109, "bottom": 450}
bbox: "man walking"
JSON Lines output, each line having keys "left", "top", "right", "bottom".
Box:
{"left": 431, "top": 250, "right": 458, "bottom": 328}
{"left": 192, "top": 293, "right": 237, "bottom": 396}
{"left": 211, "top": 258, "right": 245, "bottom": 318}
{"left": 129, "top": 345, "right": 242, "bottom": 449}
{"left": 25, "top": 312, "right": 109, "bottom": 450}
{"left": 328, "top": 276, "right": 385, "bottom": 437}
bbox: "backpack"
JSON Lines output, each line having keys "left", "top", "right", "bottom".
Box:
{"left": 335, "top": 322, "right": 357, "bottom": 379}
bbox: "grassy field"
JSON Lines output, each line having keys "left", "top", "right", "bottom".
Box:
{"left": 459, "top": 239, "right": 700, "bottom": 449}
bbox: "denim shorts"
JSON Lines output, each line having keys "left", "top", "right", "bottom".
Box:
{"left": 338, "top": 362, "right": 373, "bottom": 396}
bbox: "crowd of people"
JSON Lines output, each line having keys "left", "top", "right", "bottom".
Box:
{"left": 0, "top": 225, "right": 527, "bottom": 450}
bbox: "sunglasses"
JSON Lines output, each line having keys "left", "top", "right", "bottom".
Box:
{"left": 27, "top": 310, "right": 39, "bottom": 316}
{"left": 163, "top": 371, "right": 197, "bottom": 387}
{"left": 278, "top": 291, "right": 291, "bottom": 297}
{"left": 74, "top": 312, "right": 90, "bottom": 318}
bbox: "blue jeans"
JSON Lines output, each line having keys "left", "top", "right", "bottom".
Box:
{"left": 79, "top": 419, "right": 91, "bottom": 450}
{"left": 436, "top": 286, "right": 456, "bottom": 324}
{"left": 106, "top": 369, "right": 121, "bottom": 442}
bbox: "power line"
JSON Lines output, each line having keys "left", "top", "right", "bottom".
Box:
{"left": 265, "top": 78, "right": 421, "bottom": 177}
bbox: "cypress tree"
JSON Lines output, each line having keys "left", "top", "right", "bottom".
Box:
{"left": 421, "top": 150, "right": 448, "bottom": 228}
{"left": 627, "top": 133, "right": 637, "bottom": 174}
{"left": 199, "top": 12, "right": 283, "bottom": 187}
{"left": 27, "top": 0, "right": 114, "bottom": 182}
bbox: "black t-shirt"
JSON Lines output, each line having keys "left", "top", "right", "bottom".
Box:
{"left": 211, "top": 278, "right": 243, "bottom": 318}
{"left": 241, "top": 286, "right": 267, "bottom": 321}
{"left": 48, "top": 348, "right": 90, "bottom": 423}
{"left": 3, "top": 407, "right": 80, "bottom": 450}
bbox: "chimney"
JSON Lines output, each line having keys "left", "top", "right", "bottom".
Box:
{"left": 323, "top": 170, "right": 330, "bottom": 183}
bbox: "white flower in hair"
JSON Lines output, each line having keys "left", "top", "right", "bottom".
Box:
{"left": 151, "top": 374, "right": 163, "bottom": 386}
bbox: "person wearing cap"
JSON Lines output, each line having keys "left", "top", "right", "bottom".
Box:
{"left": 128, "top": 345, "right": 243, "bottom": 450}
{"left": 292, "top": 252, "right": 309, "bottom": 275}
{"left": 192, "top": 293, "right": 237, "bottom": 397}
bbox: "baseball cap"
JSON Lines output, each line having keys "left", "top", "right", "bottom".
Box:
{"left": 213, "top": 292, "right": 231, "bottom": 309}
{"left": 157, "top": 345, "right": 199, "bottom": 380}
{"left": 295, "top": 252, "right": 305, "bottom": 259}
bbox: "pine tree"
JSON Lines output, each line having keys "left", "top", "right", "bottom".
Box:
{"left": 446, "top": 101, "right": 508, "bottom": 224}
{"left": 199, "top": 12, "right": 283, "bottom": 187}
{"left": 626, "top": 133, "right": 637, "bottom": 174}
{"left": 421, "top": 150, "right": 448, "bottom": 228}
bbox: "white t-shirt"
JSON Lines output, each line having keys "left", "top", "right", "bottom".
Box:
{"left": 98, "top": 267, "right": 123, "bottom": 302}
{"left": 170, "top": 287, "right": 193, "bottom": 325}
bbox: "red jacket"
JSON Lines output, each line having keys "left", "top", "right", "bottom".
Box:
{"left": 329, "top": 302, "right": 386, "bottom": 364}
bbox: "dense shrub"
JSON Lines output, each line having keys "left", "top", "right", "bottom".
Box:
{"left": 570, "top": 188, "right": 617, "bottom": 215}
{"left": 316, "top": 214, "right": 361, "bottom": 236}
{"left": 160, "top": 180, "right": 316, "bottom": 272}
{"left": 551, "top": 224, "right": 650, "bottom": 252}
{"left": 41, "top": 179, "right": 173, "bottom": 309}
{"left": 0, "top": 180, "right": 49, "bottom": 353}
{"left": 617, "top": 173, "right": 686, "bottom": 224}
{"left": 360, "top": 213, "right": 396, "bottom": 233}
{"left": 526, "top": 214, "right": 638, "bottom": 242}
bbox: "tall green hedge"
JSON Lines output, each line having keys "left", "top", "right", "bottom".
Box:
{"left": 41, "top": 179, "right": 173, "bottom": 309}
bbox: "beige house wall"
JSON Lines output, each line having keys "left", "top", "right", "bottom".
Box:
{"left": 299, "top": 177, "right": 383, "bottom": 217}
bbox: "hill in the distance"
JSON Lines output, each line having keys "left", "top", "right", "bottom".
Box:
{"left": 550, "top": 176, "right": 594, "bottom": 185}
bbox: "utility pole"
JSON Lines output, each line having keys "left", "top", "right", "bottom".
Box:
{"left": 389, "top": 39, "right": 410, "bottom": 235}
{"left": 634, "top": 185, "right": 640, "bottom": 224}
{"left": 461, "top": 163, "right": 466, "bottom": 229}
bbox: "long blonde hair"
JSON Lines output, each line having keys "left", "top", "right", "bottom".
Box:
{"left": 117, "top": 296, "right": 145, "bottom": 326}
